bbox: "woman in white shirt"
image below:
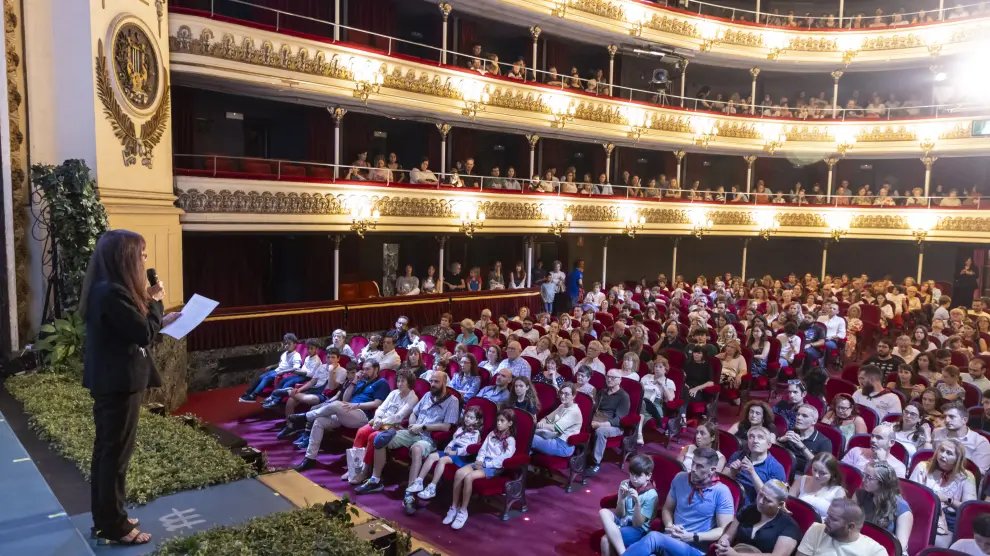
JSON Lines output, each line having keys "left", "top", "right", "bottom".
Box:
{"left": 909, "top": 439, "right": 977, "bottom": 547}
{"left": 358, "top": 334, "right": 383, "bottom": 363}
{"left": 788, "top": 452, "right": 846, "bottom": 517}
{"left": 677, "top": 421, "right": 726, "bottom": 472}
{"left": 532, "top": 383, "right": 584, "bottom": 457}
{"left": 521, "top": 336, "right": 553, "bottom": 366}
{"left": 479, "top": 345, "right": 502, "bottom": 374}
{"left": 346, "top": 369, "right": 419, "bottom": 483}
{"left": 555, "top": 340, "right": 577, "bottom": 370}
{"left": 893, "top": 401, "right": 932, "bottom": 457}
{"left": 638, "top": 356, "right": 675, "bottom": 444}
{"left": 716, "top": 340, "right": 747, "bottom": 393}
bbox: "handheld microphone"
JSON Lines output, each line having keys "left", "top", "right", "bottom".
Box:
{"left": 147, "top": 268, "right": 159, "bottom": 287}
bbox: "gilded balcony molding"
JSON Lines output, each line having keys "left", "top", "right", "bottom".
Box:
{"left": 168, "top": 14, "right": 987, "bottom": 157}
{"left": 495, "top": 0, "right": 988, "bottom": 66}
{"left": 174, "top": 176, "right": 990, "bottom": 240}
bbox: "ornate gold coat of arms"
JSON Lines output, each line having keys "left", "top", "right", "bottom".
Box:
{"left": 96, "top": 20, "right": 170, "bottom": 168}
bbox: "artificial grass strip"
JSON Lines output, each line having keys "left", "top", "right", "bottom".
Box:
{"left": 150, "top": 504, "right": 382, "bottom": 556}
{"left": 5, "top": 372, "right": 255, "bottom": 504}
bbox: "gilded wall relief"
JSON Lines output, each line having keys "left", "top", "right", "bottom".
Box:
{"left": 97, "top": 18, "right": 169, "bottom": 168}
{"left": 175, "top": 188, "right": 345, "bottom": 214}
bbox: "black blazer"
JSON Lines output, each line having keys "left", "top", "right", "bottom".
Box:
{"left": 83, "top": 280, "right": 164, "bottom": 395}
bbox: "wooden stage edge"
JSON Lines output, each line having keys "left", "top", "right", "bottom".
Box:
{"left": 259, "top": 470, "right": 447, "bottom": 556}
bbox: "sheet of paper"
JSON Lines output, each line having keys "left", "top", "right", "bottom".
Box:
{"left": 161, "top": 294, "right": 219, "bottom": 340}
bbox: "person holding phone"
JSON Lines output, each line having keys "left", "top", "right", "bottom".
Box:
{"left": 82, "top": 230, "right": 180, "bottom": 545}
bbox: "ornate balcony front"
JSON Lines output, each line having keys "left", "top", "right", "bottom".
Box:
{"left": 168, "top": 11, "right": 989, "bottom": 159}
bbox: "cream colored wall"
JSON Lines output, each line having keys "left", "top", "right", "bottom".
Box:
{"left": 23, "top": 0, "right": 183, "bottom": 323}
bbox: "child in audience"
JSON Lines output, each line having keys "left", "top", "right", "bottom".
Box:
{"left": 540, "top": 275, "right": 556, "bottom": 315}
{"left": 261, "top": 338, "right": 322, "bottom": 407}
{"left": 597, "top": 454, "right": 659, "bottom": 556}
{"left": 937, "top": 365, "right": 966, "bottom": 401}
{"left": 240, "top": 333, "right": 302, "bottom": 402}
{"left": 407, "top": 406, "right": 484, "bottom": 500}
{"left": 444, "top": 409, "right": 517, "bottom": 529}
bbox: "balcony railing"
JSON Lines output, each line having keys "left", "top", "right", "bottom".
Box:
{"left": 173, "top": 154, "right": 983, "bottom": 209}
{"left": 169, "top": 1, "right": 987, "bottom": 121}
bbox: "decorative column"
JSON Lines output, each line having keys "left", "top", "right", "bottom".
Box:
{"left": 838, "top": 0, "right": 844, "bottom": 21}
{"left": 938, "top": 0, "right": 945, "bottom": 20}
{"left": 674, "top": 151, "right": 686, "bottom": 185}
{"left": 607, "top": 45, "right": 618, "bottom": 96}
{"left": 821, "top": 240, "right": 829, "bottom": 282}
{"left": 922, "top": 155, "right": 937, "bottom": 197}
{"left": 831, "top": 71, "right": 843, "bottom": 116}
{"left": 744, "top": 155, "right": 757, "bottom": 193}
{"left": 332, "top": 106, "right": 346, "bottom": 178}
{"left": 602, "top": 235, "right": 611, "bottom": 286}
{"left": 603, "top": 143, "right": 615, "bottom": 180}
{"left": 334, "top": 0, "right": 341, "bottom": 40}
{"left": 741, "top": 238, "right": 751, "bottom": 282}
{"left": 439, "top": 3, "right": 452, "bottom": 65}
{"left": 756, "top": 0, "right": 762, "bottom": 22}
{"left": 437, "top": 236, "right": 447, "bottom": 294}
{"left": 671, "top": 238, "right": 680, "bottom": 280}
{"left": 917, "top": 243, "right": 925, "bottom": 283}
{"left": 525, "top": 236, "right": 535, "bottom": 287}
{"left": 333, "top": 235, "right": 343, "bottom": 299}
{"left": 825, "top": 156, "right": 839, "bottom": 200}
{"left": 749, "top": 68, "right": 760, "bottom": 115}
{"left": 529, "top": 26, "right": 541, "bottom": 82}
{"left": 680, "top": 59, "right": 690, "bottom": 107}
{"left": 526, "top": 134, "right": 540, "bottom": 178}
{"left": 437, "top": 123, "right": 451, "bottom": 175}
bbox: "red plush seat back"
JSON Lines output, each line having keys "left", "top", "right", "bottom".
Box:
{"left": 825, "top": 378, "right": 858, "bottom": 403}
{"left": 785, "top": 496, "right": 821, "bottom": 535}
{"left": 533, "top": 382, "right": 558, "bottom": 420}
{"left": 954, "top": 500, "right": 990, "bottom": 542}
{"left": 899, "top": 478, "right": 940, "bottom": 556}
{"left": 814, "top": 423, "right": 844, "bottom": 457}
{"left": 717, "top": 430, "right": 739, "bottom": 464}
{"left": 839, "top": 462, "right": 863, "bottom": 495}
{"left": 862, "top": 522, "right": 902, "bottom": 556}
{"left": 855, "top": 404, "right": 880, "bottom": 432}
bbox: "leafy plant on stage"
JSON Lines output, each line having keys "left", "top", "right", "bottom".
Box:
{"left": 323, "top": 494, "right": 360, "bottom": 524}
{"left": 6, "top": 371, "right": 255, "bottom": 504}
{"left": 32, "top": 311, "right": 85, "bottom": 375}
{"left": 151, "top": 504, "right": 380, "bottom": 556}
{"left": 30, "top": 159, "right": 109, "bottom": 316}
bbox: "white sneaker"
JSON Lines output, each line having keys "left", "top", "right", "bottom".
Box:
{"left": 442, "top": 506, "right": 458, "bottom": 525}
{"left": 451, "top": 508, "right": 469, "bottom": 529}
{"left": 405, "top": 478, "right": 424, "bottom": 494}
{"left": 417, "top": 483, "right": 437, "bottom": 500}
{"left": 341, "top": 471, "right": 351, "bottom": 482}
{"left": 636, "top": 434, "right": 645, "bottom": 445}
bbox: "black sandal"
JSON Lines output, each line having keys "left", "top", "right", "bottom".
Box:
{"left": 94, "top": 528, "right": 151, "bottom": 546}
{"left": 90, "top": 519, "right": 141, "bottom": 539}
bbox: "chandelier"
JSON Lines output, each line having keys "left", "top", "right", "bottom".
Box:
{"left": 908, "top": 212, "right": 939, "bottom": 244}
{"left": 688, "top": 209, "right": 713, "bottom": 238}
{"left": 350, "top": 58, "right": 383, "bottom": 104}
{"left": 621, "top": 210, "right": 646, "bottom": 238}
{"left": 458, "top": 207, "right": 485, "bottom": 238}
{"left": 461, "top": 80, "right": 490, "bottom": 120}
{"left": 349, "top": 204, "right": 380, "bottom": 238}
{"left": 546, "top": 205, "right": 573, "bottom": 236}
{"left": 825, "top": 211, "right": 851, "bottom": 241}
{"left": 546, "top": 95, "right": 576, "bottom": 129}
{"left": 753, "top": 209, "right": 779, "bottom": 240}
{"left": 758, "top": 123, "right": 787, "bottom": 155}
{"left": 690, "top": 117, "right": 719, "bottom": 149}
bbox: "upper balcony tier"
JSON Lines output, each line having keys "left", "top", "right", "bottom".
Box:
{"left": 168, "top": 10, "right": 990, "bottom": 158}
{"left": 456, "top": 0, "right": 990, "bottom": 69}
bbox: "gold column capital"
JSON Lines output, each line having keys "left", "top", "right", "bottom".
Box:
{"left": 824, "top": 156, "right": 840, "bottom": 168}
{"left": 436, "top": 235, "right": 448, "bottom": 247}
{"left": 602, "top": 142, "right": 615, "bottom": 156}
{"left": 831, "top": 70, "right": 844, "bottom": 83}
{"left": 526, "top": 133, "right": 541, "bottom": 149}
{"left": 330, "top": 106, "right": 347, "bottom": 124}
{"left": 744, "top": 155, "right": 757, "bottom": 167}
{"left": 749, "top": 67, "right": 760, "bottom": 79}
{"left": 439, "top": 3, "right": 452, "bottom": 20}
{"left": 607, "top": 44, "right": 618, "bottom": 58}
{"left": 332, "top": 234, "right": 344, "bottom": 248}
{"left": 921, "top": 155, "right": 938, "bottom": 170}
{"left": 674, "top": 150, "right": 686, "bottom": 162}
{"left": 530, "top": 26, "right": 542, "bottom": 41}
{"left": 436, "top": 122, "right": 452, "bottom": 139}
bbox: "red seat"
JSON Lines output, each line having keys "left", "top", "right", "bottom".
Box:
{"left": 717, "top": 472, "right": 743, "bottom": 511}
{"left": 862, "top": 522, "right": 903, "bottom": 556}
{"left": 662, "top": 348, "right": 686, "bottom": 369}
{"left": 522, "top": 356, "right": 543, "bottom": 378}
{"left": 841, "top": 364, "right": 862, "bottom": 383}
{"left": 308, "top": 165, "right": 334, "bottom": 179}
{"left": 243, "top": 160, "right": 273, "bottom": 175}
{"left": 599, "top": 353, "right": 616, "bottom": 371}
{"left": 814, "top": 423, "right": 845, "bottom": 457}
{"left": 464, "top": 408, "right": 535, "bottom": 520}
{"left": 531, "top": 392, "right": 595, "bottom": 492}
{"left": 825, "top": 378, "right": 858, "bottom": 404}
{"left": 595, "top": 312, "right": 614, "bottom": 327}
{"left": 773, "top": 413, "right": 788, "bottom": 438}
{"left": 951, "top": 350, "right": 970, "bottom": 368}
{"left": 379, "top": 369, "right": 397, "bottom": 390}
{"left": 899, "top": 478, "right": 941, "bottom": 556}
{"left": 590, "top": 371, "right": 605, "bottom": 392}
{"left": 280, "top": 164, "right": 306, "bottom": 176}
{"left": 962, "top": 382, "right": 983, "bottom": 407}
{"left": 785, "top": 496, "right": 821, "bottom": 535}
{"left": 769, "top": 444, "right": 796, "bottom": 480}
{"left": 717, "top": 429, "right": 739, "bottom": 464}
{"left": 533, "top": 382, "right": 558, "bottom": 420}
{"left": 601, "top": 378, "right": 644, "bottom": 468}
{"left": 467, "top": 345, "right": 486, "bottom": 362}
{"left": 839, "top": 461, "right": 863, "bottom": 495}
{"left": 350, "top": 335, "right": 369, "bottom": 356}
{"left": 856, "top": 404, "right": 881, "bottom": 432}
{"left": 845, "top": 433, "right": 909, "bottom": 466}
{"left": 954, "top": 500, "right": 990, "bottom": 543}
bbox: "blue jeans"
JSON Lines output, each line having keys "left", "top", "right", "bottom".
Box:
{"left": 531, "top": 435, "right": 575, "bottom": 457}
{"left": 824, "top": 340, "right": 838, "bottom": 351}
{"left": 624, "top": 532, "right": 705, "bottom": 556}
{"left": 247, "top": 370, "right": 279, "bottom": 397}
{"left": 270, "top": 375, "right": 307, "bottom": 400}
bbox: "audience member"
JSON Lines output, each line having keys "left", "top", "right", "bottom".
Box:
{"left": 587, "top": 370, "right": 631, "bottom": 475}
{"left": 840, "top": 423, "right": 907, "bottom": 478}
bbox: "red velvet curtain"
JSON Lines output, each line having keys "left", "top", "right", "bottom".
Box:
{"left": 459, "top": 20, "right": 477, "bottom": 57}
{"left": 171, "top": 87, "right": 195, "bottom": 167}
{"left": 306, "top": 106, "right": 334, "bottom": 163}
{"left": 451, "top": 128, "right": 476, "bottom": 169}
{"left": 189, "top": 307, "right": 345, "bottom": 351}
{"left": 347, "top": 0, "right": 394, "bottom": 51}
{"left": 343, "top": 112, "right": 373, "bottom": 163}
{"left": 541, "top": 138, "right": 567, "bottom": 174}
{"left": 545, "top": 38, "right": 568, "bottom": 74}
{"left": 183, "top": 235, "right": 271, "bottom": 309}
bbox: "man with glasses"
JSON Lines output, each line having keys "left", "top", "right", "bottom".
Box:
{"left": 587, "top": 370, "right": 631, "bottom": 475}
{"left": 933, "top": 402, "right": 990, "bottom": 474}
{"left": 385, "top": 315, "right": 410, "bottom": 349}
{"left": 864, "top": 337, "right": 904, "bottom": 378}
{"left": 852, "top": 364, "right": 901, "bottom": 420}
{"left": 840, "top": 423, "right": 906, "bottom": 478}
{"left": 796, "top": 499, "right": 886, "bottom": 556}
{"left": 477, "top": 368, "right": 512, "bottom": 405}
{"left": 494, "top": 341, "right": 531, "bottom": 379}
{"left": 623, "top": 448, "right": 734, "bottom": 556}
{"left": 777, "top": 404, "right": 832, "bottom": 475}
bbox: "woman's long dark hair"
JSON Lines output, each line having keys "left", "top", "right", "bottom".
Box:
{"left": 80, "top": 230, "right": 149, "bottom": 320}
{"left": 856, "top": 461, "right": 901, "bottom": 530}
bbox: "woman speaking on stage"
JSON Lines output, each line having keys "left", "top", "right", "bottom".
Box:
{"left": 80, "top": 230, "right": 180, "bottom": 545}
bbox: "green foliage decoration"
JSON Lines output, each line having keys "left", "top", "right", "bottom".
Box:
{"left": 150, "top": 504, "right": 381, "bottom": 556}
{"left": 30, "top": 159, "right": 110, "bottom": 314}
{"left": 32, "top": 311, "right": 85, "bottom": 375}
{"left": 5, "top": 370, "right": 254, "bottom": 504}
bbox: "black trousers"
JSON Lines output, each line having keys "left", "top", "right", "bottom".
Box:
{"left": 91, "top": 390, "right": 142, "bottom": 538}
